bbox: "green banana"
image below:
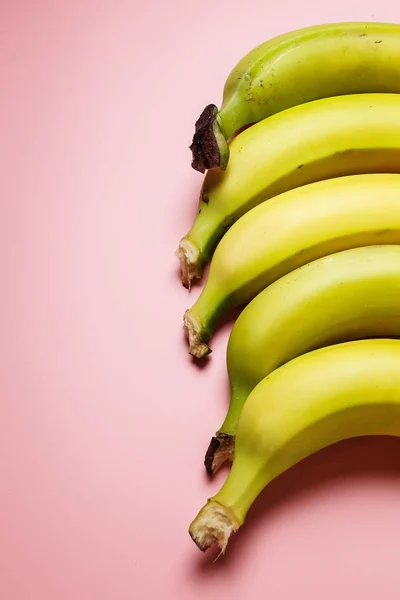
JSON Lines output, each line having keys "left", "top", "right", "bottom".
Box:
{"left": 205, "top": 245, "right": 400, "bottom": 475}
{"left": 190, "top": 21, "right": 400, "bottom": 172}
{"left": 183, "top": 174, "right": 400, "bottom": 358}
{"left": 189, "top": 339, "right": 400, "bottom": 553}
{"left": 178, "top": 93, "right": 400, "bottom": 288}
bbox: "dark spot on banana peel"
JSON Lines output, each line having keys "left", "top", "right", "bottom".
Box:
{"left": 297, "top": 164, "right": 304, "bottom": 169}
{"left": 202, "top": 194, "right": 209, "bottom": 205}
{"left": 190, "top": 104, "right": 222, "bottom": 173}
{"left": 339, "top": 148, "right": 355, "bottom": 156}
{"left": 221, "top": 214, "right": 236, "bottom": 232}
{"left": 375, "top": 40, "right": 383, "bottom": 43}
{"left": 359, "top": 33, "right": 367, "bottom": 37}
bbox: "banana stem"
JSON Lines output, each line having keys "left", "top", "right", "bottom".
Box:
{"left": 183, "top": 310, "right": 211, "bottom": 358}
{"left": 204, "top": 386, "right": 251, "bottom": 474}
{"left": 176, "top": 188, "right": 231, "bottom": 289}
{"left": 184, "top": 291, "right": 231, "bottom": 357}
{"left": 204, "top": 433, "right": 235, "bottom": 475}
{"left": 189, "top": 500, "right": 240, "bottom": 553}
{"left": 175, "top": 238, "right": 202, "bottom": 290}
{"left": 189, "top": 105, "right": 229, "bottom": 173}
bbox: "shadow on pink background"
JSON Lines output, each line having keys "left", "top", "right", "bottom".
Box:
{"left": 2, "top": 1, "right": 400, "bottom": 598}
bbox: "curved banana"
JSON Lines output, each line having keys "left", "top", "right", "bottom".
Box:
{"left": 204, "top": 245, "right": 400, "bottom": 475}
{"left": 189, "top": 339, "right": 400, "bottom": 553}
{"left": 190, "top": 22, "right": 400, "bottom": 172}
{"left": 178, "top": 93, "right": 400, "bottom": 288}
{"left": 183, "top": 174, "right": 400, "bottom": 358}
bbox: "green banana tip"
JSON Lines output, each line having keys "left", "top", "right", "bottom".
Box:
{"left": 189, "top": 104, "right": 229, "bottom": 173}
{"left": 204, "top": 433, "right": 235, "bottom": 476}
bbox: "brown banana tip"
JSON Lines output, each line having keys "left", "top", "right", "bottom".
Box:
{"left": 184, "top": 311, "right": 211, "bottom": 359}
{"left": 204, "top": 436, "right": 221, "bottom": 475}
{"left": 204, "top": 433, "right": 235, "bottom": 476}
{"left": 188, "top": 529, "right": 208, "bottom": 552}
{"left": 189, "top": 343, "right": 211, "bottom": 360}
{"left": 190, "top": 104, "right": 222, "bottom": 173}
{"left": 188, "top": 500, "right": 239, "bottom": 554}
{"left": 175, "top": 239, "right": 202, "bottom": 290}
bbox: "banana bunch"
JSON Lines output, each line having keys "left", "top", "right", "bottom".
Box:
{"left": 175, "top": 21, "right": 400, "bottom": 557}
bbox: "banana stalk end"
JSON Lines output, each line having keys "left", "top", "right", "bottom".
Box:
{"left": 204, "top": 433, "right": 235, "bottom": 476}
{"left": 175, "top": 238, "right": 202, "bottom": 290}
{"left": 189, "top": 500, "right": 239, "bottom": 553}
{"left": 190, "top": 104, "right": 229, "bottom": 172}
{"left": 183, "top": 310, "right": 211, "bottom": 358}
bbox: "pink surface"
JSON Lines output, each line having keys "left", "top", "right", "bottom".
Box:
{"left": 3, "top": 1, "right": 400, "bottom": 598}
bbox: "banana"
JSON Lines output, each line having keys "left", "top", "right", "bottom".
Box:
{"left": 190, "top": 22, "right": 400, "bottom": 173}
{"left": 183, "top": 174, "right": 400, "bottom": 358}
{"left": 189, "top": 339, "right": 400, "bottom": 554}
{"left": 204, "top": 245, "right": 400, "bottom": 475}
{"left": 178, "top": 93, "right": 400, "bottom": 288}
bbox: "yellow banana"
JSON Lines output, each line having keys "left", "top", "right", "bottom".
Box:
{"left": 183, "top": 174, "right": 400, "bottom": 357}
{"left": 189, "top": 339, "right": 400, "bottom": 554}
{"left": 178, "top": 93, "right": 400, "bottom": 288}
{"left": 205, "top": 245, "right": 400, "bottom": 474}
{"left": 190, "top": 22, "right": 400, "bottom": 172}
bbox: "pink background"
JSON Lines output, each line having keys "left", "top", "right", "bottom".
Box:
{"left": 2, "top": 1, "right": 400, "bottom": 598}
